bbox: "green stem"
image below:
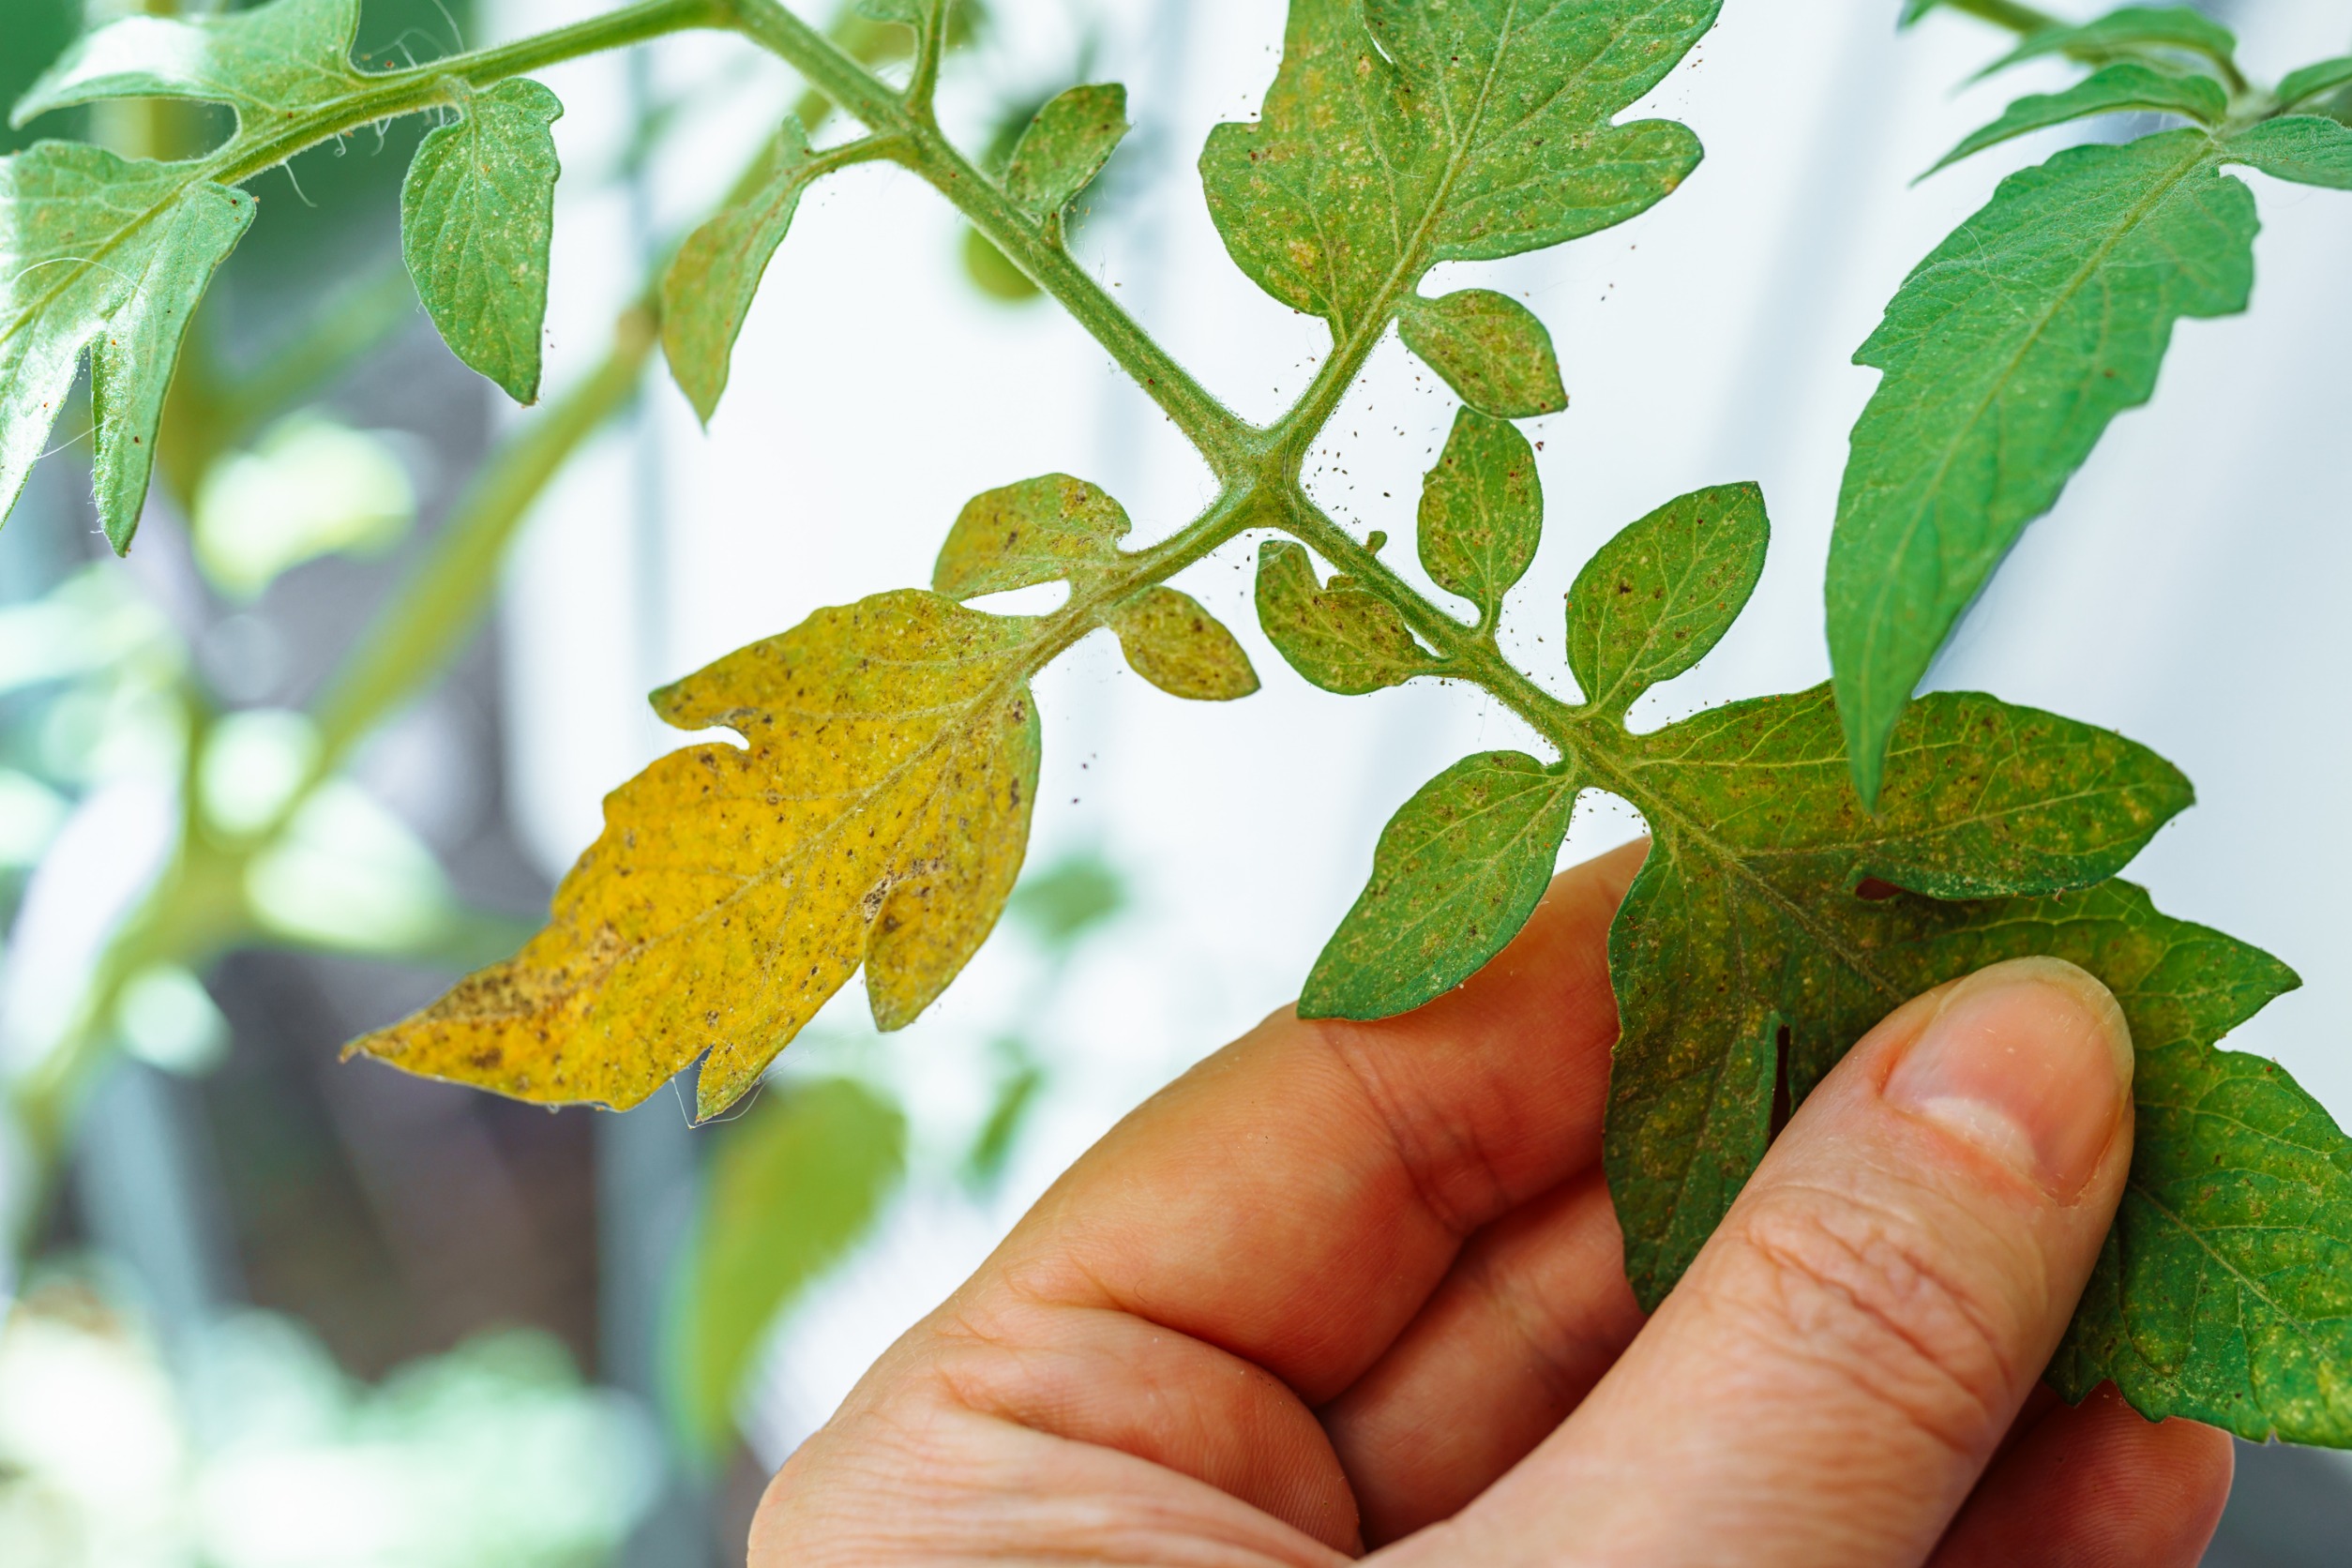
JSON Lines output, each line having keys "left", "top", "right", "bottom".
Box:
{"left": 725, "top": 0, "right": 1260, "bottom": 481}
{"left": 310, "top": 302, "right": 658, "bottom": 776}
{"left": 205, "top": 0, "right": 728, "bottom": 185}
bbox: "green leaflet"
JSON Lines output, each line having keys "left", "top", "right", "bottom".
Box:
{"left": 668, "top": 1078, "right": 905, "bottom": 1455}
{"left": 1606, "top": 687, "right": 2197, "bottom": 1303}
{"left": 1104, "top": 586, "right": 1259, "bottom": 702}
{"left": 2227, "top": 115, "right": 2352, "bottom": 192}
{"left": 1417, "top": 407, "right": 1541, "bottom": 624}
{"left": 1199, "top": 0, "right": 1714, "bottom": 347}
{"left": 1979, "top": 6, "right": 2239, "bottom": 83}
{"left": 663, "top": 118, "right": 820, "bottom": 425}
{"left": 1828, "top": 130, "right": 2254, "bottom": 807}
{"left": 1256, "top": 538, "right": 1437, "bottom": 695}
{"left": 1003, "top": 83, "right": 1127, "bottom": 222}
{"left": 933, "top": 474, "right": 1258, "bottom": 701}
{"left": 1926, "top": 63, "right": 2225, "bottom": 176}
{"left": 2278, "top": 57, "right": 2352, "bottom": 113}
{"left": 1395, "top": 289, "right": 1566, "bottom": 419}
{"left": 2053, "top": 966, "right": 2352, "bottom": 1446}
{"left": 10, "top": 0, "right": 367, "bottom": 132}
{"left": 0, "top": 143, "right": 253, "bottom": 550}
{"left": 1302, "top": 751, "right": 1579, "bottom": 1019}
{"left": 401, "top": 78, "right": 564, "bottom": 405}
{"left": 1567, "top": 480, "right": 1764, "bottom": 716}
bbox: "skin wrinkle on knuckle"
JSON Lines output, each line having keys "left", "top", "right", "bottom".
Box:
{"left": 1302, "top": 1014, "right": 1516, "bottom": 1239}
{"left": 1717, "top": 1183, "right": 2028, "bottom": 1458}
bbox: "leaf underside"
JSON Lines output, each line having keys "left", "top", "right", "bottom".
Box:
{"left": 664, "top": 118, "right": 822, "bottom": 425}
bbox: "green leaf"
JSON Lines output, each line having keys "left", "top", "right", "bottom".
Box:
{"left": 400, "top": 77, "right": 564, "bottom": 405}
{"left": 1897, "top": 0, "right": 1939, "bottom": 26}
{"left": 1300, "top": 750, "right": 1579, "bottom": 1019}
{"left": 2053, "top": 972, "right": 2352, "bottom": 1445}
{"left": 1604, "top": 683, "right": 2198, "bottom": 1305}
{"left": 1255, "top": 537, "right": 1438, "bottom": 695}
{"left": 351, "top": 589, "right": 1044, "bottom": 1119}
{"left": 1199, "top": 0, "right": 1715, "bottom": 345}
{"left": 1395, "top": 289, "right": 1566, "bottom": 418}
{"left": 1980, "top": 7, "right": 2239, "bottom": 81}
{"left": 1416, "top": 407, "right": 1541, "bottom": 624}
{"left": 663, "top": 118, "right": 821, "bottom": 425}
{"left": 10, "top": 0, "right": 366, "bottom": 131}
{"left": 1828, "top": 130, "right": 2253, "bottom": 807}
{"left": 1105, "top": 585, "right": 1259, "bottom": 701}
{"left": 933, "top": 472, "right": 1130, "bottom": 597}
{"left": 1003, "top": 83, "right": 1126, "bottom": 221}
{"left": 1566, "top": 480, "right": 1765, "bottom": 716}
{"left": 0, "top": 142, "right": 253, "bottom": 550}
{"left": 2277, "top": 56, "right": 2352, "bottom": 112}
{"left": 1926, "top": 63, "right": 2226, "bottom": 176}
{"left": 670, "top": 1078, "right": 905, "bottom": 1455}
{"left": 2225, "top": 115, "right": 2352, "bottom": 192}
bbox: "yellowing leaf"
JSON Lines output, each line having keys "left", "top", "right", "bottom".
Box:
{"left": 1255, "top": 537, "right": 1437, "bottom": 695}
{"left": 351, "top": 591, "right": 1042, "bottom": 1119}
{"left": 935, "top": 473, "right": 1257, "bottom": 701}
{"left": 1105, "top": 585, "right": 1258, "bottom": 701}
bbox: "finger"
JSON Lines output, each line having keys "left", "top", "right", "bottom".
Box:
{"left": 1321, "top": 1166, "right": 1644, "bottom": 1545}
{"left": 1929, "top": 1384, "right": 2231, "bottom": 1568}
{"left": 1405, "top": 956, "right": 2136, "bottom": 1568}
{"left": 976, "top": 839, "right": 1645, "bottom": 1397}
{"left": 897, "top": 840, "right": 1646, "bottom": 1545}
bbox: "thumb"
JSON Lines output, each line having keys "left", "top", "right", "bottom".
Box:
{"left": 1414, "top": 956, "right": 2135, "bottom": 1568}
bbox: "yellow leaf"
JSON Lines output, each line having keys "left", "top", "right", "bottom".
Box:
{"left": 350, "top": 590, "right": 1041, "bottom": 1118}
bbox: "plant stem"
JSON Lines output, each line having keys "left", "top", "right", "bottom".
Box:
{"left": 309, "top": 303, "right": 658, "bottom": 778}
{"left": 724, "top": 0, "right": 1260, "bottom": 482}
{"left": 206, "top": 0, "right": 729, "bottom": 185}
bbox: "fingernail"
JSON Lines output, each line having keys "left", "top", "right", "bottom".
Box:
{"left": 1882, "top": 957, "right": 2133, "bottom": 1202}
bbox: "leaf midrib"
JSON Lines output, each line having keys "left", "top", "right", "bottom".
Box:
{"left": 1848, "top": 133, "right": 2216, "bottom": 717}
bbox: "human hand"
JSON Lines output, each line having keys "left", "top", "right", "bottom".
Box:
{"left": 750, "top": 840, "right": 2230, "bottom": 1566}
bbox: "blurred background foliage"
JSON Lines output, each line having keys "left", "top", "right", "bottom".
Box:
{"left": 0, "top": 0, "right": 1114, "bottom": 1562}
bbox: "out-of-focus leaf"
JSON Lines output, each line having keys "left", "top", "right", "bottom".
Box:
{"left": 1003, "top": 83, "right": 1126, "bottom": 221}
{"left": 961, "top": 225, "right": 1040, "bottom": 299}
{"left": 400, "top": 77, "right": 563, "bottom": 404}
{"left": 1199, "top": 0, "right": 1715, "bottom": 346}
{"left": 663, "top": 118, "right": 821, "bottom": 425}
{"left": 1417, "top": 407, "right": 1542, "bottom": 624}
{"left": 2227, "top": 115, "right": 2352, "bottom": 191}
{"left": 1926, "top": 63, "right": 2224, "bottom": 175}
{"left": 1979, "top": 6, "right": 2239, "bottom": 82}
{"left": 1105, "top": 585, "right": 1259, "bottom": 701}
{"left": 671, "top": 1078, "right": 904, "bottom": 1455}
{"left": 11, "top": 0, "right": 366, "bottom": 131}
{"left": 0, "top": 143, "right": 253, "bottom": 548}
{"left": 1008, "top": 851, "right": 1123, "bottom": 947}
{"left": 2277, "top": 56, "right": 2352, "bottom": 112}
{"left": 1828, "top": 131, "right": 2254, "bottom": 807}
{"left": 1395, "top": 290, "right": 1565, "bottom": 419}
{"left": 192, "top": 411, "right": 415, "bottom": 597}
{"left": 351, "top": 591, "right": 1044, "bottom": 1119}
{"left": 1255, "top": 538, "right": 1436, "bottom": 695}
